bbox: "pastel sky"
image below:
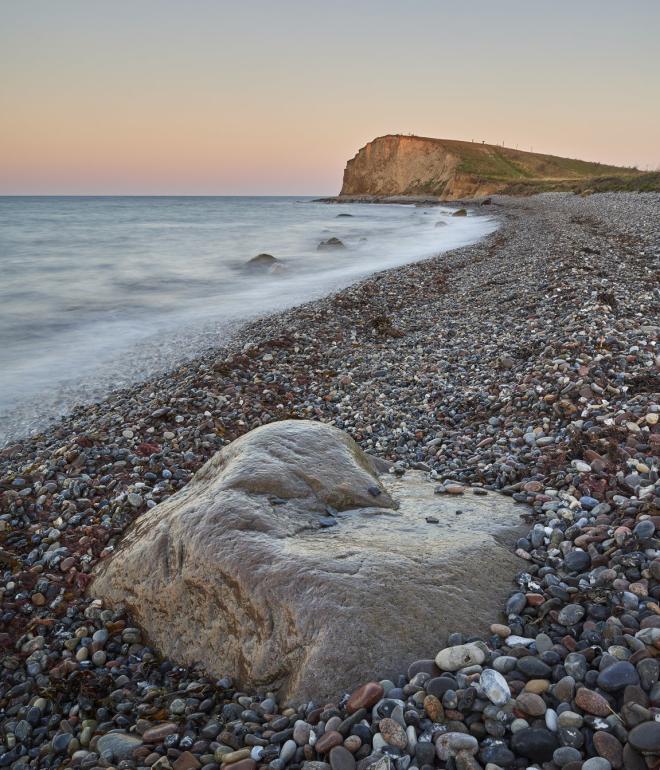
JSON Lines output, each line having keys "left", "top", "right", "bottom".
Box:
{"left": 1, "top": 1, "right": 659, "bottom": 195}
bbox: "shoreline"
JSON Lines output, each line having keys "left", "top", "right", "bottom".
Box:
{"left": 1, "top": 192, "right": 658, "bottom": 769}
{"left": 0, "top": 197, "right": 494, "bottom": 450}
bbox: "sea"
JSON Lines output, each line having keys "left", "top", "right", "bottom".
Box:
{"left": 0, "top": 196, "right": 498, "bottom": 445}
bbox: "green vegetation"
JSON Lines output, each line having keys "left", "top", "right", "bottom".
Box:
{"left": 417, "top": 178, "right": 449, "bottom": 195}
{"left": 394, "top": 135, "right": 656, "bottom": 194}
{"left": 500, "top": 171, "right": 660, "bottom": 196}
{"left": 447, "top": 138, "right": 640, "bottom": 183}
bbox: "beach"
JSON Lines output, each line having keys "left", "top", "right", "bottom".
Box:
{"left": 1, "top": 192, "right": 658, "bottom": 768}
{"left": 0, "top": 196, "right": 494, "bottom": 446}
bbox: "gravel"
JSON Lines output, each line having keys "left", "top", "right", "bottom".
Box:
{"left": 0, "top": 192, "right": 658, "bottom": 769}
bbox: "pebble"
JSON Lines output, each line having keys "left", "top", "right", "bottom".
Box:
{"left": 575, "top": 688, "right": 612, "bottom": 717}
{"left": 510, "top": 728, "right": 558, "bottom": 762}
{"left": 582, "top": 758, "right": 612, "bottom": 770}
{"left": 96, "top": 732, "right": 143, "bottom": 761}
{"left": 315, "top": 731, "right": 344, "bottom": 754}
{"left": 378, "top": 718, "right": 407, "bottom": 749}
{"left": 628, "top": 721, "right": 660, "bottom": 754}
{"left": 435, "top": 643, "right": 485, "bottom": 671}
{"left": 557, "top": 603, "right": 585, "bottom": 626}
{"left": 479, "top": 669, "right": 510, "bottom": 705}
{"left": 328, "top": 746, "right": 355, "bottom": 770}
{"left": 515, "top": 691, "right": 546, "bottom": 716}
{"left": 596, "top": 661, "right": 640, "bottom": 691}
{"left": 346, "top": 682, "right": 384, "bottom": 713}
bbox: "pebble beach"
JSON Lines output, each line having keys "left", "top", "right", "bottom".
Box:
{"left": 1, "top": 192, "right": 659, "bottom": 769}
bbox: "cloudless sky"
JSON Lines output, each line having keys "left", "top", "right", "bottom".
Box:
{"left": 1, "top": 0, "right": 658, "bottom": 194}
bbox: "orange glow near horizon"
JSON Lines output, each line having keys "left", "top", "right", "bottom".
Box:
{"left": 1, "top": 1, "right": 659, "bottom": 194}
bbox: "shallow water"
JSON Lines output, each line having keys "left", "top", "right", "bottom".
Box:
{"left": 0, "top": 196, "right": 498, "bottom": 445}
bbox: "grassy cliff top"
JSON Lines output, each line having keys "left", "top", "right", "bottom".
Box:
{"left": 382, "top": 134, "right": 645, "bottom": 183}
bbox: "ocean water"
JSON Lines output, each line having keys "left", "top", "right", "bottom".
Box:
{"left": 0, "top": 196, "right": 498, "bottom": 445}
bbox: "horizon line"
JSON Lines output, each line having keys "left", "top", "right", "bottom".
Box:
{"left": 0, "top": 193, "right": 331, "bottom": 198}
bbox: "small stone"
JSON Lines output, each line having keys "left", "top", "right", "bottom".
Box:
{"left": 572, "top": 460, "right": 592, "bottom": 473}
{"left": 97, "top": 733, "right": 143, "bottom": 761}
{"left": 328, "top": 745, "right": 356, "bottom": 770}
{"left": 524, "top": 678, "right": 550, "bottom": 694}
{"left": 510, "top": 728, "right": 558, "bottom": 762}
{"left": 435, "top": 643, "right": 485, "bottom": 671}
{"left": 575, "top": 687, "right": 611, "bottom": 717}
{"left": 169, "top": 698, "right": 186, "bottom": 715}
{"left": 52, "top": 733, "right": 72, "bottom": 753}
{"left": 557, "top": 603, "right": 585, "bottom": 626}
{"left": 422, "top": 694, "right": 444, "bottom": 722}
{"left": 279, "top": 740, "right": 297, "bottom": 765}
{"left": 143, "top": 723, "right": 179, "bottom": 742}
{"left": 634, "top": 520, "right": 655, "bottom": 539}
{"left": 346, "top": 683, "right": 384, "bottom": 714}
{"left": 516, "top": 656, "right": 551, "bottom": 678}
{"left": 479, "top": 669, "right": 510, "bottom": 706}
{"left": 597, "top": 661, "right": 640, "bottom": 692}
{"left": 515, "top": 691, "right": 546, "bottom": 716}
{"left": 293, "top": 720, "right": 311, "bottom": 746}
{"left": 581, "top": 758, "right": 612, "bottom": 770}
{"left": 628, "top": 721, "right": 660, "bottom": 754}
{"left": 563, "top": 549, "right": 591, "bottom": 572}
{"left": 379, "top": 718, "right": 407, "bottom": 749}
{"left": 172, "top": 752, "right": 202, "bottom": 770}
{"left": 315, "top": 731, "right": 344, "bottom": 754}
{"left": 553, "top": 746, "right": 582, "bottom": 766}
{"left": 223, "top": 749, "right": 252, "bottom": 765}
{"left": 593, "top": 731, "right": 623, "bottom": 768}
{"left": 435, "top": 732, "right": 478, "bottom": 759}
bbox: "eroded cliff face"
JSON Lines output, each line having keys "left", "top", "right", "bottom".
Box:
{"left": 340, "top": 135, "right": 504, "bottom": 200}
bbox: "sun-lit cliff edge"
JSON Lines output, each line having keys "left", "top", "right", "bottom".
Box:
{"left": 339, "top": 134, "right": 654, "bottom": 199}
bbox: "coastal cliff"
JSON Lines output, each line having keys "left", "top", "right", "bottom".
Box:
{"left": 339, "top": 134, "right": 649, "bottom": 199}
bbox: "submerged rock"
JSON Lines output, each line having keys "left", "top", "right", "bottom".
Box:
{"left": 452, "top": 208, "right": 467, "bottom": 217}
{"left": 246, "top": 253, "right": 280, "bottom": 270}
{"left": 318, "top": 237, "right": 345, "bottom": 249}
{"left": 92, "top": 419, "right": 526, "bottom": 701}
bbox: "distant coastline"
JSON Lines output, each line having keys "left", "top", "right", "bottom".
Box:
{"left": 336, "top": 134, "right": 660, "bottom": 200}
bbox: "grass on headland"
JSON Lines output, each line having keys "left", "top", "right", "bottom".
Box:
{"left": 500, "top": 171, "right": 660, "bottom": 196}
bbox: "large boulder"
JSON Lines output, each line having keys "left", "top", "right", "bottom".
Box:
{"left": 91, "top": 420, "right": 526, "bottom": 702}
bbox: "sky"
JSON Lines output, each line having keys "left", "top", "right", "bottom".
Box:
{"left": 1, "top": 1, "right": 659, "bottom": 195}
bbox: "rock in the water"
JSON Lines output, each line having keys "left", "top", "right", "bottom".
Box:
{"left": 246, "top": 253, "right": 280, "bottom": 270}
{"left": 92, "top": 420, "right": 526, "bottom": 700}
{"left": 318, "top": 237, "right": 345, "bottom": 249}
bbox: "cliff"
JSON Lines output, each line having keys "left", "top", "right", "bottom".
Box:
{"left": 339, "top": 134, "right": 647, "bottom": 199}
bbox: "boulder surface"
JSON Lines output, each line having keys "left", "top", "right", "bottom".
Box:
{"left": 91, "top": 419, "right": 526, "bottom": 701}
